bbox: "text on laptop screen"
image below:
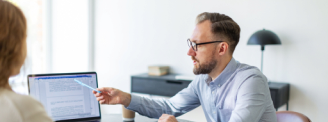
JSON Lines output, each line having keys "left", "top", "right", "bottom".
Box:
{"left": 28, "top": 74, "right": 100, "bottom": 121}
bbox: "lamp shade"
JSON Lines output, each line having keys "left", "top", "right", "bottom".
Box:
{"left": 247, "top": 29, "right": 281, "bottom": 46}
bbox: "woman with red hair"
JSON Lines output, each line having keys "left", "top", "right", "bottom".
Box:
{"left": 0, "top": 1, "right": 52, "bottom": 121}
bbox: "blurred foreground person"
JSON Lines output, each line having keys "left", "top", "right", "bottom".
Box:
{"left": 0, "top": 1, "right": 52, "bottom": 122}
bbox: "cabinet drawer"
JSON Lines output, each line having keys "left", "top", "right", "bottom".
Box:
{"left": 131, "top": 78, "right": 190, "bottom": 97}
{"left": 269, "top": 82, "right": 290, "bottom": 110}
{"left": 270, "top": 89, "right": 277, "bottom": 108}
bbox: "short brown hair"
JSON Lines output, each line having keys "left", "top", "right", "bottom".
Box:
{"left": 196, "top": 12, "right": 240, "bottom": 54}
{"left": 0, "top": 1, "right": 27, "bottom": 87}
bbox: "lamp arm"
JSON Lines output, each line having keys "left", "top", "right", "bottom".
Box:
{"left": 261, "top": 45, "right": 264, "bottom": 72}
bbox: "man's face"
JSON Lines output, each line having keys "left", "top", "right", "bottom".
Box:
{"left": 187, "top": 20, "right": 218, "bottom": 75}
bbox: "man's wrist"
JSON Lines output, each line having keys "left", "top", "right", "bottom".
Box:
{"left": 122, "top": 92, "right": 131, "bottom": 107}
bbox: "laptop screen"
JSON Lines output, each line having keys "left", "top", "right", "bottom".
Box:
{"left": 28, "top": 73, "right": 101, "bottom": 121}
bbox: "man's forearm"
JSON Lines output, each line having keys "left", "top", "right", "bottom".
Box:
{"left": 126, "top": 94, "right": 172, "bottom": 118}
{"left": 125, "top": 83, "right": 200, "bottom": 118}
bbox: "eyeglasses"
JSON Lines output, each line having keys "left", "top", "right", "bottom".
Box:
{"left": 187, "top": 39, "right": 224, "bottom": 51}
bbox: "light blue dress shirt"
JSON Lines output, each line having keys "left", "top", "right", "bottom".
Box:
{"left": 127, "top": 58, "right": 277, "bottom": 122}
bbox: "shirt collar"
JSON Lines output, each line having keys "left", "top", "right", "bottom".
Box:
{"left": 205, "top": 57, "right": 239, "bottom": 86}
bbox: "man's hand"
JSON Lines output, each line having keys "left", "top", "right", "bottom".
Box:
{"left": 92, "top": 87, "right": 131, "bottom": 107}
{"left": 158, "top": 114, "right": 178, "bottom": 122}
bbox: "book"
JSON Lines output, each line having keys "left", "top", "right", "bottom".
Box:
{"left": 148, "top": 65, "right": 169, "bottom": 76}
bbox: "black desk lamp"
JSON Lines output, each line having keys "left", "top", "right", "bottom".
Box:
{"left": 247, "top": 29, "right": 281, "bottom": 72}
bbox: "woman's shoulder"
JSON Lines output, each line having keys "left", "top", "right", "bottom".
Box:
{"left": 1, "top": 89, "right": 41, "bottom": 108}
{"left": 0, "top": 89, "right": 53, "bottom": 122}
{"left": 0, "top": 88, "right": 23, "bottom": 122}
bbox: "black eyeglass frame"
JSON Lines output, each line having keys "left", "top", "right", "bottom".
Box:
{"left": 187, "top": 39, "right": 224, "bottom": 51}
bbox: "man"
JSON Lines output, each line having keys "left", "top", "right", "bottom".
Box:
{"left": 93, "top": 12, "right": 277, "bottom": 122}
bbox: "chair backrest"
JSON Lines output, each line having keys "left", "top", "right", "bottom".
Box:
{"left": 276, "top": 111, "right": 311, "bottom": 122}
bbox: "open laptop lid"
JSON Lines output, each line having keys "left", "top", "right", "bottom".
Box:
{"left": 27, "top": 72, "right": 101, "bottom": 122}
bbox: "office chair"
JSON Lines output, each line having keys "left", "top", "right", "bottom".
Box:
{"left": 276, "top": 111, "right": 311, "bottom": 122}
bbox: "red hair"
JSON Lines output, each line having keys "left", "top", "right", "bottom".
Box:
{"left": 0, "top": 0, "right": 27, "bottom": 87}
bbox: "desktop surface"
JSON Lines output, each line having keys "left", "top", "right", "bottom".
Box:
{"left": 101, "top": 114, "right": 192, "bottom": 122}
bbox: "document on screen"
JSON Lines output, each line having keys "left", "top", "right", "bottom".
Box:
{"left": 29, "top": 74, "right": 100, "bottom": 121}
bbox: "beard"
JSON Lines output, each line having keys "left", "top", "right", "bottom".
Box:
{"left": 192, "top": 56, "right": 217, "bottom": 75}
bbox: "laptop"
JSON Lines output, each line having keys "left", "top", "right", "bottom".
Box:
{"left": 28, "top": 72, "right": 101, "bottom": 122}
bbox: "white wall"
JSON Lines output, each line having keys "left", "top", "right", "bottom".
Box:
{"left": 95, "top": 0, "right": 328, "bottom": 121}
{"left": 52, "top": 0, "right": 90, "bottom": 73}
